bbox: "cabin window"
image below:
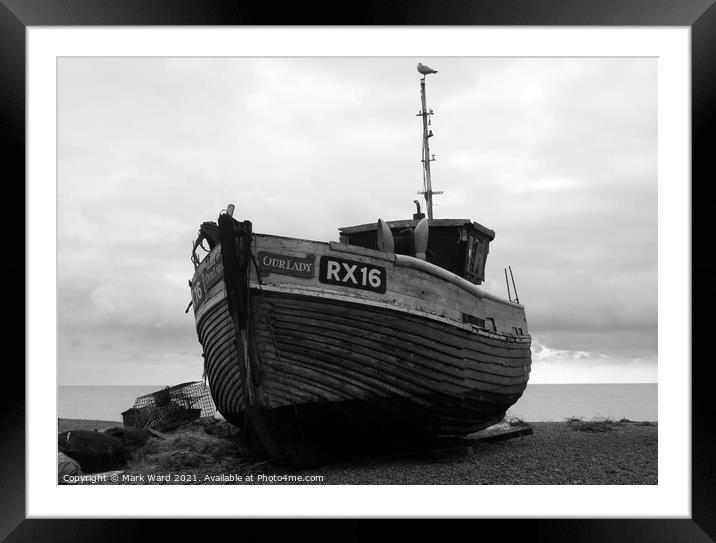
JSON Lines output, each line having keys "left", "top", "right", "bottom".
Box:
{"left": 486, "top": 318, "right": 496, "bottom": 331}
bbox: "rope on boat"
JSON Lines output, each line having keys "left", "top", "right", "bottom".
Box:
{"left": 191, "top": 221, "right": 221, "bottom": 268}
{"left": 199, "top": 221, "right": 221, "bottom": 246}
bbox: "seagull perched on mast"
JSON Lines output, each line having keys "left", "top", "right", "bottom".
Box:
{"left": 417, "top": 62, "right": 438, "bottom": 75}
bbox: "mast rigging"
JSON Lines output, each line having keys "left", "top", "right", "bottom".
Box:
{"left": 416, "top": 64, "right": 443, "bottom": 219}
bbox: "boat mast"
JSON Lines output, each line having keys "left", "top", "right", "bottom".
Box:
{"left": 417, "top": 67, "right": 442, "bottom": 219}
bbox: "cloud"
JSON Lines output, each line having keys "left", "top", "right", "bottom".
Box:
{"left": 57, "top": 57, "right": 657, "bottom": 385}
{"left": 528, "top": 338, "right": 657, "bottom": 384}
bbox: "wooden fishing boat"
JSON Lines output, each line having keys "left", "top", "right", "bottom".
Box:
{"left": 188, "top": 65, "right": 531, "bottom": 458}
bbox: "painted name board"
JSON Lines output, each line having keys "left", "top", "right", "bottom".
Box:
{"left": 319, "top": 256, "right": 387, "bottom": 294}
{"left": 203, "top": 258, "right": 224, "bottom": 289}
{"left": 258, "top": 251, "right": 315, "bottom": 278}
{"left": 191, "top": 257, "right": 224, "bottom": 311}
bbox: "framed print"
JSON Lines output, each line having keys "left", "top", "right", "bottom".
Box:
{"left": 3, "top": 0, "right": 714, "bottom": 540}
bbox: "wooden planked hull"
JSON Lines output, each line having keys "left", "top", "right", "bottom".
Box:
{"left": 195, "top": 293, "right": 245, "bottom": 428}
{"left": 192, "top": 226, "right": 531, "bottom": 456}
{"left": 251, "top": 290, "right": 530, "bottom": 431}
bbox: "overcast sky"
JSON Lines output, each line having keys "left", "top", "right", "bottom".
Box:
{"left": 57, "top": 57, "right": 657, "bottom": 385}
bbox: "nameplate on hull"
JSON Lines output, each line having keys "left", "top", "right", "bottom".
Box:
{"left": 191, "top": 257, "right": 224, "bottom": 311}
{"left": 203, "top": 259, "right": 224, "bottom": 290}
{"left": 258, "top": 252, "right": 315, "bottom": 278}
{"left": 319, "top": 255, "right": 387, "bottom": 293}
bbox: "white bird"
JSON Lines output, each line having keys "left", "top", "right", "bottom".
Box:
{"left": 417, "top": 62, "right": 438, "bottom": 75}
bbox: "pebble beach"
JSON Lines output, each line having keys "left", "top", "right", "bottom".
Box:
{"left": 58, "top": 417, "right": 657, "bottom": 485}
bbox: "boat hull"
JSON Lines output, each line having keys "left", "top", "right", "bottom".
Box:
{"left": 195, "top": 280, "right": 530, "bottom": 456}
{"left": 191, "top": 222, "right": 531, "bottom": 457}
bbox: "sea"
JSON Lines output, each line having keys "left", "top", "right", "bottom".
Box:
{"left": 58, "top": 383, "right": 657, "bottom": 423}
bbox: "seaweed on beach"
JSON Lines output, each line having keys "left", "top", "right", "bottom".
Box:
{"left": 566, "top": 416, "right": 619, "bottom": 433}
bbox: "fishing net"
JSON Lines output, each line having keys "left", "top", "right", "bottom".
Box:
{"left": 122, "top": 381, "right": 216, "bottom": 430}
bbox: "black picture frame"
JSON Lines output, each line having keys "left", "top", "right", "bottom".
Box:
{"left": 2, "top": 1, "right": 713, "bottom": 540}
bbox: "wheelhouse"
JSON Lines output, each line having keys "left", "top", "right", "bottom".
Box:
{"left": 338, "top": 218, "right": 495, "bottom": 285}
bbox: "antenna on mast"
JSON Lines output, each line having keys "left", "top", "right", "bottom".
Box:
{"left": 416, "top": 62, "right": 443, "bottom": 220}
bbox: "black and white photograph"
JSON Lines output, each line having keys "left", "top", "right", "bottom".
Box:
{"left": 56, "top": 55, "right": 659, "bottom": 486}
{"left": 0, "top": 0, "right": 705, "bottom": 534}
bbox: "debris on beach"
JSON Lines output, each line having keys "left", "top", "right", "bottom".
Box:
{"left": 58, "top": 451, "right": 82, "bottom": 482}
{"left": 565, "top": 416, "right": 620, "bottom": 433}
{"left": 58, "top": 430, "right": 130, "bottom": 473}
{"left": 121, "top": 381, "right": 216, "bottom": 431}
{"left": 103, "top": 427, "right": 153, "bottom": 449}
{"left": 469, "top": 419, "right": 534, "bottom": 443}
{"left": 128, "top": 416, "right": 249, "bottom": 474}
